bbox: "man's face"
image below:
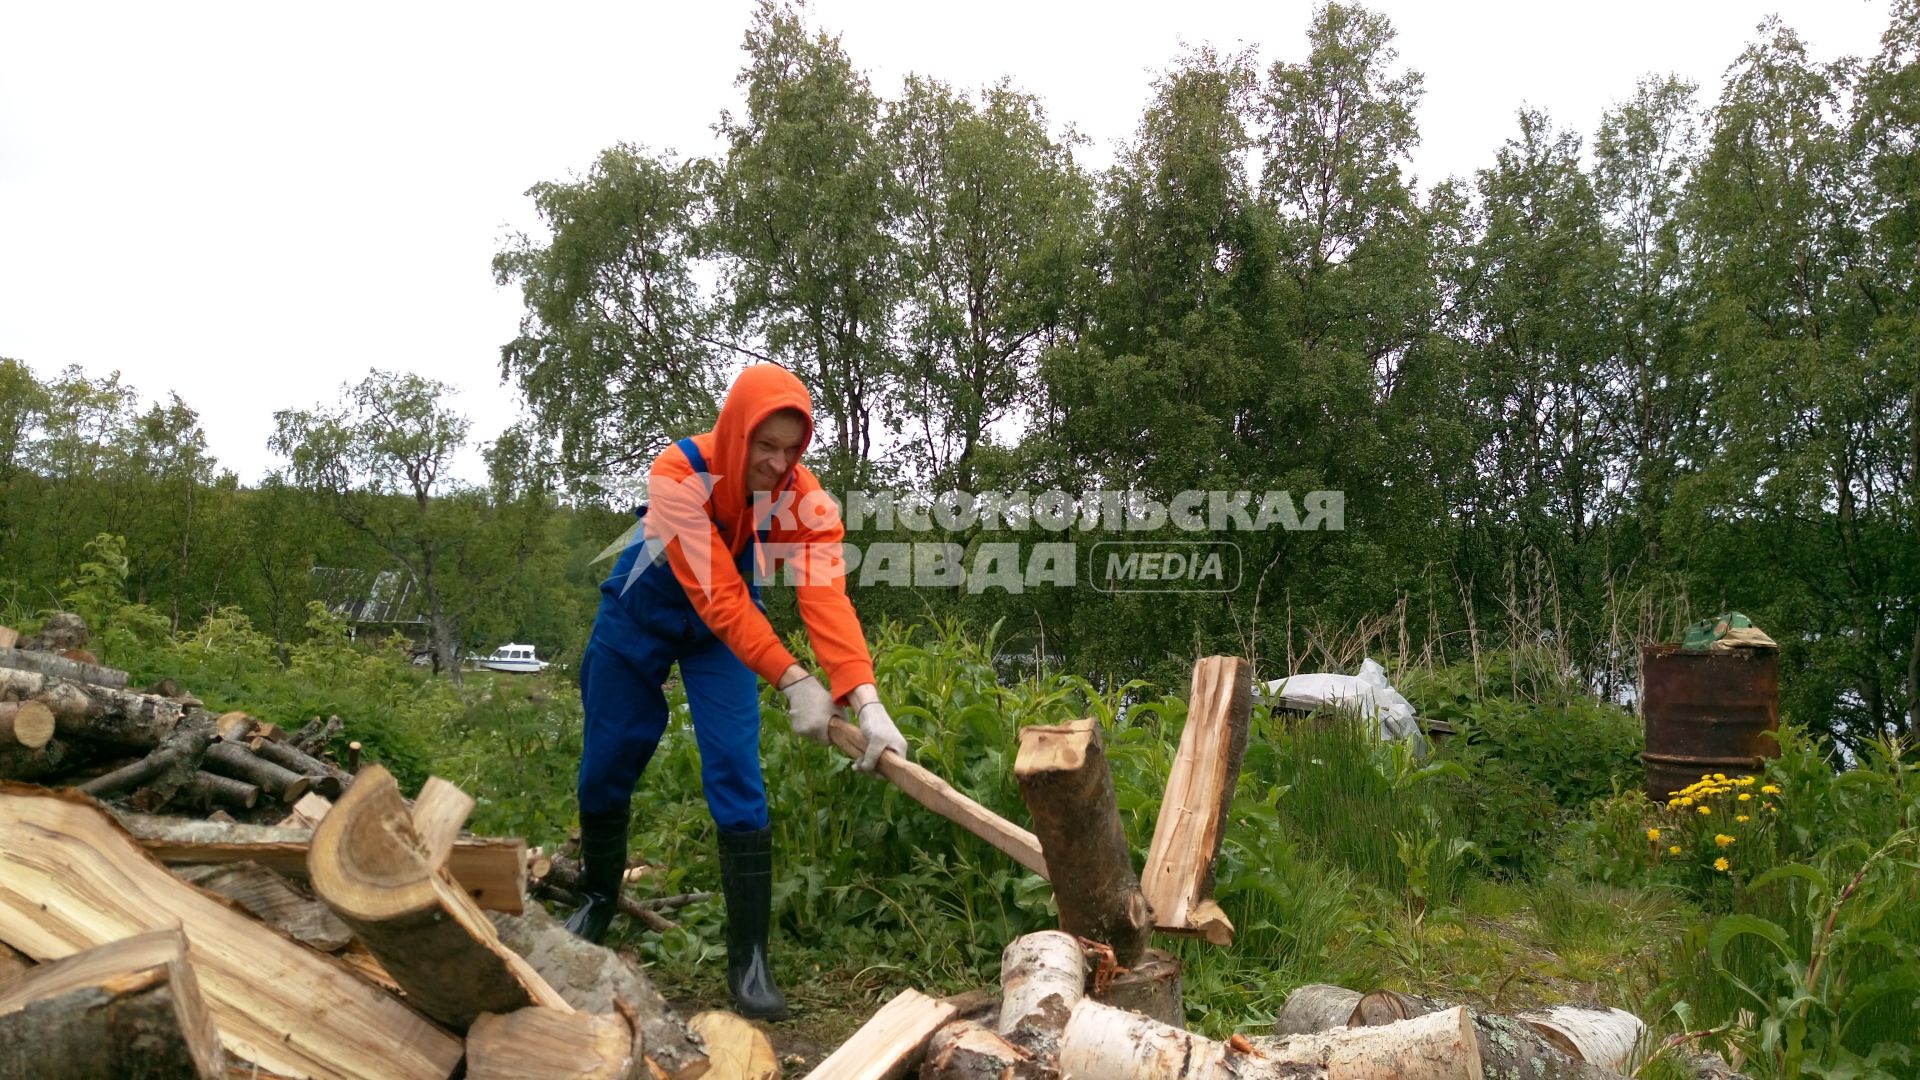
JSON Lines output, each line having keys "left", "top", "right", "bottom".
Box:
{"left": 747, "top": 411, "right": 807, "bottom": 493}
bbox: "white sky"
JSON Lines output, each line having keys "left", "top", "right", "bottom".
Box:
{"left": 0, "top": 0, "right": 1895, "bottom": 484}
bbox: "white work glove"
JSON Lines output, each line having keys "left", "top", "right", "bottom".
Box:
{"left": 780, "top": 671, "right": 834, "bottom": 745}
{"left": 853, "top": 699, "right": 908, "bottom": 774}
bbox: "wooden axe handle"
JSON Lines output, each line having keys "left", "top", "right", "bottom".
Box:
{"left": 826, "top": 717, "right": 1048, "bottom": 879}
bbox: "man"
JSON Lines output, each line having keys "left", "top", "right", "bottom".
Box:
{"left": 569, "top": 363, "right": 907, "bottom": 1022}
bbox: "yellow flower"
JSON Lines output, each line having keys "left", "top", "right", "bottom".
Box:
{"left": 1677, "top": 796, "right": 1695, "bottom": 807}
{"left": 1766, "top": 804, "right": 1778, "bottom": 813}
{"left": 1697, "top": 805, "right": 1711, "bottom": 815}
{"left": 1738, "top": 792, "right": 1752, "bottom": 802}
{"left": 1737, "top": 776, "right": 1755, "bottom": 786}
{"left": 1646, "top": 828, "right": 1661, "bottom": 842}
{"left": 1714, "top": 834, "right": 1735, "bottom": 847}
{"left": 1713, "top": 773, "right": 1726, "bottom": 781}
{"left": 1714, "top": 857, "right": 1730, "bottom": 872}
{"left": 1667, "top": 798, "right": 1681, "bottom": 808}
{"left": 1761, "top": 784, "right": 1781, "bottom": 795}
{"left": 1669, "top": 845, "right": 1682, "bottom": 855}
{"left": 1735, "top": 814, "right": 1751, "bottom": 823}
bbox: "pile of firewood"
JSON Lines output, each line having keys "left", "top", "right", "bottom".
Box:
{"left": 0, "top": 615, "right": 723, "bottom": 1079}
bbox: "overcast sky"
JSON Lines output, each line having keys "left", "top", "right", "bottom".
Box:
{"left": 0, "top": 0, "right": 1895, "bottom": 485}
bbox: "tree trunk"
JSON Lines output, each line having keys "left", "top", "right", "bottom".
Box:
{"left": 921, "top": 1020, "right": 1051, "bottom": 1080}
{"left": 466, "top": 1007, "right": 639, "bottom": 1080}
{"left": 806, "top": 988, "right": 957, "bottom": 1080}
{"left": 690, "top": 1009, "right": 779, "bottom": 1080}
{"left": 1014, "top": 718, "right": 1153, "bottom": 966}
{"left": 0, "top": 783, "right": 463, "bottom": 1079}
{"left": 0, "top": 929, "right": 223, "bottom": 1079}
{"left": 485, "top": 905, "right": 710, "bottom": 1080}
{"left": 121, "top": 812, "right": 528, "bottom": 913}
{"left": 1092, "top": 947, "right": 1184, "bottom": 1030}
{"left": 173, "top": 863, "right": 353, "bottom": 952}
{"left": 0, "top": 646, "right": 128, "bottom": 690}
{"left": 307, "top": 765, "right": 566, "bottom": 1029}
{"left": 1272, "top": 984, "right": 1361, "bottom": 1036}
{"left": 997, "top": 931, "right": 1085, "bottom": 1058}
{"left": 1141, "top": 656, "right": 1249, "bottom": 945}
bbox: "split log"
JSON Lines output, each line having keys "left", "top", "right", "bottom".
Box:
{"left": 0, "top": 783, "right": 464, "bottom": 1079}
{"left": 0, "top": 646, "right": 129, "bottom": 690}
{"left": 467, "top": 1007, "right": 640, "bottom": 1080}
{"left": 1093, "top": 947, "right": 1184, "bottom": 1029}
{"left": 1272, "top": 984, "right": 1361, "bottom": 1036}
{"left": 1350, "top": 989, "right": 1449, "bottom": 1028}
{"left": 203, "top": 742, "right": 310, "bottom": 805}
{"left": 20, "top": 613, "right": 88, "bottom": 653}
{"left": 1141, "top": 656, "right": 1249, "bottom": 946}
{"left": 997, "top": 930, "right": 1085, "bottom": 1058}
{"left": 0, "top": 928, "right": 223, "bottom": 1079}
{"left": 80, "top": 710, "right": 217, "bottom": 803}
{"left": 920, "top": 1020, "right": 1050, "bottom": 1080}
{"left": 829, "top": 716, "right": 1047, "bottom": 878}
{"left": 1014, "top": 718, "right": 1153, "bottom": 965}
{"left": 690, "top": 1009, "right": 778, "bottom": 1080}
{"left": 0, "top": 701, "right": 55, "bottom": 750}
{"left": 486, "top": 905, "right": 710, "bottom": 1080}
{"left": 1065, "top": 999, "right": 1485, "bottom": 1080}
{"left": 177, "top": 772, "right": 260, "bottom": 812}
{"left": 411, "top": 775, "right": 475, "bottom": 868}
{"left": 1515, "top": 1006, "right": 1644, "bottom": 1074}
{"left": 280, "top": 791, "right": 332, "bottom": 828}
{"left": 0, "top": 627, "right": 15, "bottom": 650}
{"left": 805, "top": 988, "right": 956, "bottom": 1080}
{"left": 0, "top": 941, "right": 30, "bottom": 985}
{"left": 174, "top": 863, "right": 354, "bottom": 952}
{"left": 121, "top": 813, "right": 528, "bottom": 912}
{"left": 0, "top": 667, "right": 182, "bottom": 747}
{"left": 307, "top": 765, "right": 567, "bottom": 1029}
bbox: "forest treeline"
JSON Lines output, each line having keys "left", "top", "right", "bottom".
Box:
{"left": 3, "top": 2, "right": 1915, "bottom": 751}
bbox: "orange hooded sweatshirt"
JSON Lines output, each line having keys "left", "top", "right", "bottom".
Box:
{"left": 643, "top": 365, "right": 875, "bottom": 701}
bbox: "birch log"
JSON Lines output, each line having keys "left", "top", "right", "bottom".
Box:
{"left": 1272, "top": 984, "right": 1361, "bottom": 1036}
{"left": 997, "top": 931, "right": 1086, "bottom": 1058}
{"left": 1516, "top": 1006, "right": 1645, "bottom": 1074}
{"left": 921, "top": 1020, "right": 1050, "bottom": 1080}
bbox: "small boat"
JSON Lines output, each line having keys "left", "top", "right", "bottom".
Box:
{"left": 477, "top": 643, "right": 549, "bottom": 674}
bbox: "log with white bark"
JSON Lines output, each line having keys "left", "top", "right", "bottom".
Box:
{"left": 486, "top": 904, "right": 710, "bottom": 1080}
{"left": 1093, "top": 947, "right": 1184, "bottom": 1029}
{"left": 202, "top": 742, "right": 310, "bottom": 805}
{"left": 121, "top": 812, "right": 527, "bottom": 912}
{"left": 829, "top": 716, "right": 1047, "bottom": 879}
{"left": 307, "top": 765, "right": 567, "bottom": 1029}
{"left": 691, "top": 1009, "right": 778, "bottom": 1080}
{"left": 1064, "top": 998, "right": 1484, "bottom": 1080}
{"left": 0, "top": 783, "right": 463, "bottom": 1079}
{"left": 19, "top": 613, "right": 88, "bottom": 653}
{"left": 466, "top": 1006, "right": 640, "bottom": 1080}
{"left": 0, "top": 646, "right": 129, "bottom": 690}
{"left": 921, "top": 1019, "right": 1051, "bottom": 1080}
{"left": 173, "top": 862, "right": 354, "bottom": 952}
{"left": 0, "top": 700, "right": 55, "bottom": 750}
{"left": 1515, "top": 1006, "right": 1644, "bottom": 1074}
{"left": 805, "top": 988, "right": 957, "bottom": 1080}
{"left": 1014, "top": 718, "right": 1154, "bottom": 965}
{"left": 1140, "top": 656, "right": 1249, "bottom": 946}
{"left": 0, "top": 928, "right": 223, "bottom": 1080}
{"left": 0, "top": 667, "right": 183, "bottom": 747}
{"left": 1340, "top": 1000, "right": 1619, "bottom": 1080}
{"left": 1350, "top": 989, "right": 1449, "bottom": 1028}
{"left": 997, "top": 930, "right": 1086, "bottom": 1057}
{"left": 1272, "top": 984, "right": 1361, "bottom": 1036}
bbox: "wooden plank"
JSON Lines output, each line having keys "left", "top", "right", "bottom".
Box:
{"left": 122, "top": 813, "right": 527, "bottom": 913}
{"left": 0, "top": 783, "right": 463, "bottom": 1080}
{"left": 411, "top": 776, "right": 474, "bottom": 870}
{"left": 1140, "top": 656, "right": 1250, "bottom": 946}
{"left": 307, "top": 766, "right": 566, "bottom": 1030}
{"left": 0, "top": 646, "right": 130, "bottom": 691}
{"left": 0, "top": 928, "right": 223, "bottom": 1079}
{"left": 803, "top": 988, "right": 956, "bottom": 1080}
{"left": 827, "top": 717, "right": 1047, "bottom": 879}
{"left": 467, "top": 1007, "right": 637, "bottom": 1079}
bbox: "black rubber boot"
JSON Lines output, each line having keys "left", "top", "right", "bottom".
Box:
{"left": 563, "top": 809, "right": 629, "bottom": 944}
{"left": 717, "top": 826, "right": 788, "bottom": 1020}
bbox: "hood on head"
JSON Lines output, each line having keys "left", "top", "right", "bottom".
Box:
{"left": 705, "top": 364, "right": 814, "bottom": 504}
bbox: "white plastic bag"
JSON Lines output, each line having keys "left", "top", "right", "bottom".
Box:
{"left": 1261, "top": 658, "right": 1426, "bottom": 750}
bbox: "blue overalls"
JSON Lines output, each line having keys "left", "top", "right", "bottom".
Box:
{"left": 577, "top": 438, "right": 776, "bottom": 833}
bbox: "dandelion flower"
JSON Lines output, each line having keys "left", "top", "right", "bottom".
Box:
{"left": 1738, "top": 792, "right": 1752, "bottom": 802}
{"left": 1714, "top": 834, "right": 1735, "bottom": 847}
{"left": 1697, "top": 805, "right": 1711, "bottom": 815}
{"left": 1714, "top": 857, "right": 1730, "bottom": 872}
{"left": 1761, "top": 784, "right": 1781, "bottom": 795}
{"left": 1713, "top": 773, "right": 1726, "bottom": 781}
{"left": 1646, "top": 828, "right": 1661, "bottom": 842}
{"left": 1678, "top": 797, "right": 1695, "bottom": 807}
{"left": 1735, "top": 815, "right": 1750, "bottom": 823}
{"left": 1737, "top": 776, "right": 1755, "bottom": 786}
{"left": 1669, "top": 845, "right": 1682, "bottom": 855}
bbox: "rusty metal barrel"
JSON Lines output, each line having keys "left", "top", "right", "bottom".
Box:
{"left": 1641, "top": 643, "right": 1781, "bottom": 801}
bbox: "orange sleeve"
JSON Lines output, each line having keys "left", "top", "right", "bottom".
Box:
{"left": 648, "top": 447, "right": 798, "bottom": 685}
{"left": 772, "top": 470, "right": 876, "bottom": 701}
